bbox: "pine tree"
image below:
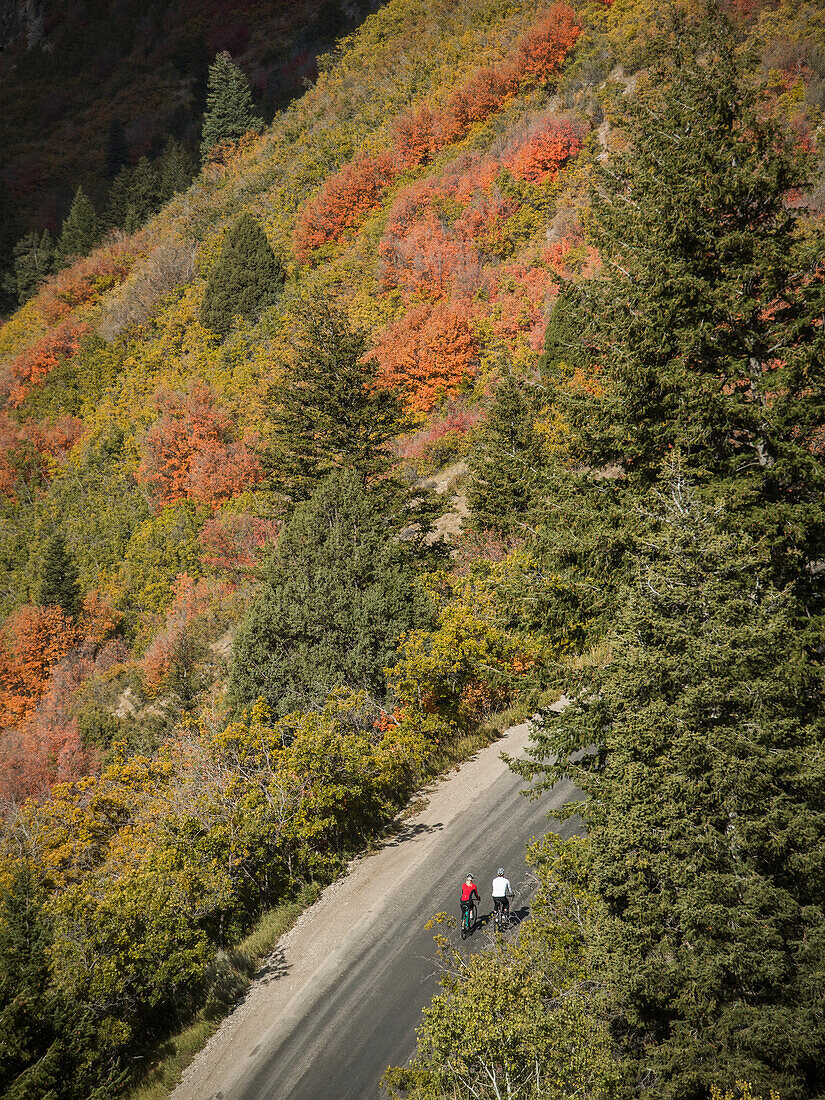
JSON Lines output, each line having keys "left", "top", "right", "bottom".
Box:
{"left": 56, "top": 188, "right": 100, "bottom": 263}
{"left": 34, "top": 532, "right": 82, "bottom": 619}
{"left": 10, "top": 229, "right": 55, "bottom": 304}
{"left": 200, "top": 51, "right": 263, "bottom": 164}
{"left": 104, "top": 159, "right": 162, "bottom": 233}
{"left": 466, "top": 373, "right": 546, "bottom": 536}
{"left": 228, "top": 468, "right": 434, "bottom": 717}
{"left": 263, "top": 298, "right": 411, "bottom": 506}
{"left": 157, "top": 137, "right": 197, "bottom": 199}
{"left": 540, "top": 11, "right": 825, "bottom": 592}
{"left": 199, "top": 212, "right": 284, "bottom": 337}
{"left": 519, "top": 475, "right": 825, "bottom": 1097}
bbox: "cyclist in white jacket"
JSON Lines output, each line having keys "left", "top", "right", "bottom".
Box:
{"left": 491, "top": 868, "right": 513, "bottom": 922}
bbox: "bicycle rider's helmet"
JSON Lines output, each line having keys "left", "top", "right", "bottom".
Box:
{"left": 497, "top": 868, "right": 505, "bottom": 876}
{"left": 466, "top": 874, "right": 474, "bottom": 882}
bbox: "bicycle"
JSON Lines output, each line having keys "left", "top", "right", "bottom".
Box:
{"left": 461, "top": 901, "right": 477, "bottom": 939}
{"left": 492, "top": 899, "right": 509, "bottom": 933}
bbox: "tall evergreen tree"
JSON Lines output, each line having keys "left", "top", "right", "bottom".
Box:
{"left": 199, "top": 212, "right": 284, "bottom": 337}
{"left": 200, "top": 51, "right": 263, "bottom": 164}
{"left": 466, "top": 373, "right": 546, "bottom": 536}
{"left": 263, "top": 299, "right": 411, "bottom": 506}
{"left": 56, "top": 188, "right": 100, "bottom": 264}
{"left": 519, "top": 476, "right": 825, "bottom": 1098}
{"left": 156, "top": 137, "right": 197, "bottom": 199}
{"left": 9, "top": 229, "right": 55, "bottom": 304}
{"left": 538, "top": 11, "right": 825, "bottom": 597}
{"left": 34, "top": 532, "right": 81, "bottom": 619}
{"left": 228, "top": 468, "right": 434, "bottom": 717}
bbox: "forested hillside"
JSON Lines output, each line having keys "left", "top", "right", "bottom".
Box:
{"left": 1, "top": 0, "right": 824, "bottom": 1096}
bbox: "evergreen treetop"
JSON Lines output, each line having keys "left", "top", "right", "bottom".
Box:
{"left": 34, "top": 532, "right": 82, "bottom": 619}
{"left": 228, "top": 468, "right": 435, "bottom": 717}
{"left": 57, "top": 188, "right": 100, "bottom": 264}
{"left": 262, "top": 298, "right": 417, "bottom": 510}
{"left": 200, "top": 51, "right": 264, "bottom": 164}
{"left": 199, "top": 211, "right": 284, "bottom": 337}
{"left": 535, "top": 9, "right": 825, "bottom": 610}
{"left": 466, "top": 372, "right": 546, "bottom": 537}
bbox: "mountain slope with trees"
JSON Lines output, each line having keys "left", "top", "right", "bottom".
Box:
{"left": 0, "top": 0, "right": 824, "bottom": 1096}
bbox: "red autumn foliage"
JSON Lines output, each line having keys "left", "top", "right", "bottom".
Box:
{"left": 0, "top": 631, "right": 128, "bottom": 804}
{"left": 294, "top": 4, "right": 581, "bottom": 262}
{"left": 0, "top": 412, "right": 83, "bottom": 500}
{"left": 138, "top": 382, "right": 263, "bottom": 509}
{"left": 514, "top": 3, "right": 582, "bottom": 81}
{"left": 397, "top": 405, "right": 484, "bottom": 469}
{"left": 38, "top": 243, "right": 133, "bottom": 324}
{"left": 439, "top": 65, "right": 518, "bottom": 145}
{"left": 199, "top": 512, "right": 280, "bottom": 578}
{"left": 0, "top": 604, "right": 78, "bottom": 728}
{"left": 452, "top": 529, "right": 525, "bottom": 575}
{"left": 4, "top": 321, "right": 88, "bottom": 407}
{"left": 507, "top": 118, "right": 585, "bottom": 183}
{"left": 294, "top": 151, "right": 397, "bottom": 261}
{"left": 375, "top": 301, "right": 479, "bottom": 412}
{"left": 392, "top": 104, "right": 441, "bottom": 170}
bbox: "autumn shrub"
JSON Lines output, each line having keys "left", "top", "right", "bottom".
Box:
{"left": 0, "top": 633, "right": 128, "bottom": 804}
{"left": 0, "top": 412, "right": 84, "bottom": 499}
{"left": 390, "top": 570, "right": 536, "bottom": 726}
{"left": 38, "top": 242, "right": 134, "bottom": 324}
{"left": 507, "top": 117, "right": 586, "bottom": 183}
{"left": 0, "top": 604, "right": 78, "bottom": 727}
{"left": 138, "top": 382, "right": 263, "bottom": 509}
{"left": 294, "top": 151, "right": 397, "bottom": 261}
{"left": 98, "top": 239, "right": 195, "bottom": 340}
{"left": 140, "top": 572, "right": 232, "bottom": 699}
{"left": 397, "top": 406, "right": 484, "bottom": 474}
{"left": 374, "top": 300, "right": 479, "bottom": 412}
{"left": 515, "top": 2, "right": 582, "bottom": 81}
{"left": 4, "top": 321, "right": 89, "bottom": 407}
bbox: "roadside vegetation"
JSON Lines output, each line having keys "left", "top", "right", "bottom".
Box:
{"left": 0, "top": 0, "right": 824, "bottom": 1097}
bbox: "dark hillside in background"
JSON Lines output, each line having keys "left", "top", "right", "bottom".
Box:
{"left": 0, "top": 0, "right": 380, "bottom": 267}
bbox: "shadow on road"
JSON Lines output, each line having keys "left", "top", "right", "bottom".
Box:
{"left": 255, "top": 946, "right": 291, "bottom": 985}
{"left": 461, "top": 902, "right": 531, "bottom": 938}
{"left": 381, "top": 820, "right": 444, "bottom": 847}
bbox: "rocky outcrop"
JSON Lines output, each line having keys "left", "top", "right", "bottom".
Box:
{"left": 0, "top": 0, "right": 44, "bottom": 50}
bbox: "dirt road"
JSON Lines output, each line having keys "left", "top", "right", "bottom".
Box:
{"left": 174, "top": 717, "right": 576, "bottom": 1100}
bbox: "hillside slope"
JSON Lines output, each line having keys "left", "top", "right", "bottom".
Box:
{"left": 0, "top": 1, "right": 824, "bottom": 1096}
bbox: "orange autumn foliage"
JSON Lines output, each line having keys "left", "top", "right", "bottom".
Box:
{"left": 375, "top": 301, "right": 478, "bottom": 412}
{"left": 508, "top": 118, "right": 585, "bottom": 182}
{"left": 141, "top": 573, "right": 229, "bottom": 695}
{"left": 4, "top": 320, "right": 88, "bottom": 407}
{"left": 0, "top": 604, "right": 78, "bottom": 728}
{"left": 138, "top": 382, "right": 263, "bottom": 508}
{"left": 38, "top": 243, "right": 133, "bottom": 324}
{"left": 0, "top": 630, "right": 128, "bottom": 804}
{"left": 515, "top": 3, "right": 582, "bottom": 80}
{"left": 0, "top": 412, "right": 83, "bottom": 499}
{"left": 294, "top": 4, "right": 581, "bottom": 262}
{"left": 294, "top": 151, "right": 397, "bottom": 261}
{"left": 199, "top": 512, "right": 280, "bottom": 578}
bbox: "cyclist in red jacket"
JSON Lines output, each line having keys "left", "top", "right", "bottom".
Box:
{"left": 460, "top": 874, "right": 479, "bottom": 928}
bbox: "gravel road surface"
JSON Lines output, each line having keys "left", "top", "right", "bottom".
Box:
{"left": 174, "top": 716, "right": 577, "bottom": 1100}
